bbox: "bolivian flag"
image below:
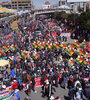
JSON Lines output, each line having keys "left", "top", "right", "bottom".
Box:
{"left": 32, "top": 42, "right": 38, "bottom": 48}
{"left": 32, "top": 52, "right": 39, "bottom": 60}
{"left": 75, "top": 49, "right": 80, "bottom": 55}
{"left": 69, "top": 44, "right": 75, "bottom": 48}
{"left": 41, "top": 43, "right": 44, "bottom": 49}
{"left": 10, "top": 45, "right": 15, "bottom": 52}
{"left": 37, "top": 42, "right": 41, "bottom": 49}
{"left": 70, "top": 48, "right": 75, "bottom": 56}
{"left": 56, "top": 43, "right": 60, "bottom": 49}
{"left": 75, "top": 56, "right": 84, "bottom": 64}
{"left": 69, "top": 59, "right": 74, "bottom": 67}
{"left": 79, "top": 48, "right": 84, "bottom": 55}
{"left": 53, "top": 43, "right": 56, "bottom": 49}
{"left": 82, "top": 60, "right": 87, "bottom": 66}
{"left": 62, "top": 44, "right": 67, "bottom": 49}
{"left": 0, "top": 50, "right": 6, "bottom": 56}
{"left": 20, "top": 53, "right": 25, "bottom": 59}
{"left": 81, "top": 40, "right": 88, "bottom": 47}
{"left": 3, "top": 45, "right": 9, "bottom": 52}
{"left": 21, "top": 52, "right": 27, "bottom": 59}
{"left": 73, "top": 41, "right": 80, "bottom": 47}
{"left": 47, "top": 45, "right": 52, "bottom": 50}
{"left": 60, "top": 43, "right": 67, "bottom": 49}
{"left": 53, "top": 43, "right": 59, "bottom": 49}
{"left": 66, "top": 48, "right": 71, "bottom": 56}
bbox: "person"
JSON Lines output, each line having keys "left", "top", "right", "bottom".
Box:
{"left": 74, "top": 83, "right": 83, "bottom": 100}
{"left": 12, "top": 79, "right": 18, "bottom": 90}
{"left": 54, "top": 71, "right": 59, "bottom": 87}
{"left": 44, "top": 79, "right": 55, "bottom": 100}
{"left": 55, "top": 96, "right": 61, "bottom": 100}
{"left": 31, "top": 73, "right": 37, "bottom": 93}
{"left": 14, "top": 89, "right": 20, "bottom": 100}
{"left": 17, "top": 76, "right": 22, "bottom": 90}
{"left": 84, "top": 84, "right": 90, "bottom": 100}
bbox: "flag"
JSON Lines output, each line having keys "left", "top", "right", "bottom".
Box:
{"left": 79, "top": 56, "right": 84, "bottom": 63}
{"left": 73, "top": 41, "right": 80, "bottom": 47}
{"left": 60, "top": 43, "right": 67, "bottom": 49}
{"left": 69, "top": 59, "right": 74, "bottom": 67}
{"left": 20, "top": 52, "right": 27, "bottom": 59}
{"left": 53, "top": 43, "right": 59, "bottom": 49}
{"left": 0, "top": 50, "right": 6, "bottom": 56}
{"left": 75, "top": 56, "right": 84, "bottom": 64}
{"left": 32, "top": 52, "right": 39, "bottom": 60}
{"left": 47, "top": 43, "right": 52, "bottom": 50}
{"left": 10, "top": 45, "right": 15, "bottom": 52}
{"left": 41, "top": 43, "right": 44, "bottom": 49}
{"left": 82, "top": 60, "right": 87, "bottom": 66}
{"left": 21, "top": 53, "right": 25, "bottom": 59}
{"left": 69, "top": 44, "right": 75, "bottom": 48}
{"left": 75, "top": 57, "right": 80, "bottom": 64}
{"left": 75, "top": 49, "right": 80, "bottom": 55}
{"left": 62, "top": 44, "right": 67, "bottom": 49}
{"left": 66, "top": 48, "right": 71, "bottom": 56}
{"left": 37, "top": 41, "right": 41, "bottom": 49}
{"left": 9, "top": 55, "right": 13, "bottom": 60}
{"left": 70, "top": 48, "right": 75, "bottom": 56}
{"left": 79, "top": 48, "right": 84, "bottom": 55}
{"left": 3, "top": 45, "right": 9, "bottom": 52}
{"left": 32, "top": 42, "right": 38, "bottom": 48}
{"left": 81, "top": 40, "right": 88, "bottom": 47}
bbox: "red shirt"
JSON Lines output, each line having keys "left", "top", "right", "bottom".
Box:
{"left": 12, "top": 81, "right": 18, "bottom": 89}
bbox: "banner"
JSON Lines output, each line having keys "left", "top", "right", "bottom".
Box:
{"left": 60, "top": 33, "right": 71, "bottom": 38}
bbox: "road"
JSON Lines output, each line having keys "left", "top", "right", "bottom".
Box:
{"left": 9, "top": 86, "right": 69, "bottom": 100}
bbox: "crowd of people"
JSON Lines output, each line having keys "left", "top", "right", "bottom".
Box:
{"left": 0, "top": 13, "right": 90, "bottom": 100}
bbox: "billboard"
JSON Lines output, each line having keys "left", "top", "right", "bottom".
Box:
{"left": 67, "top": 0, "right": 90, "bottom": 2}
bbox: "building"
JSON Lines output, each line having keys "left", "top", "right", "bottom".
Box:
{"left": 43, "top": 1, "right": 51, "bottom": 9}
{"left": 0, "top": 2, "right": 11, "bottom": 9}
{"left": 59, "top": 0, "right": 66, "bottom": 6}
{"left": 86, "top": 3, "right": 90, "bottom": 9}
{"left": 11, "top": 0, "right": 32, "bottom": 10}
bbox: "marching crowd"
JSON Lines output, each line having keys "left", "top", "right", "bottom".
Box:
{"left": 0, "top": 13, "right": 90, "bottom": 100}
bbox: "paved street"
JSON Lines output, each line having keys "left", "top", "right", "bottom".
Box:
{"left": 9, "top": 86, "right": 69, "bottom": 100}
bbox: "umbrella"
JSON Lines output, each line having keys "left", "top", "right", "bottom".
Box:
{"left": 0, "top": 60, "right": 9, "bottom": 67}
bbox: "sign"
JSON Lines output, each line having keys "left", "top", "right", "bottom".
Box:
{"left": 67, "top": 0, "right": 90, "bottom": 2}
{"left": 60, "top": 33, "right": 71, "bottom": 37}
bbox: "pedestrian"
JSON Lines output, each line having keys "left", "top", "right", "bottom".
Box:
{"left": 31, "top": 73, "right": 37, "bottom": 93}
{"left": 14, "top": 89, "right": 20, "bottom": 100}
